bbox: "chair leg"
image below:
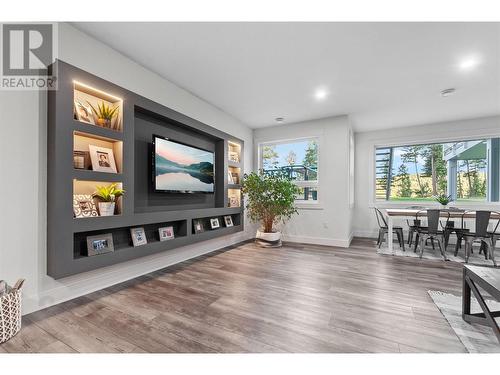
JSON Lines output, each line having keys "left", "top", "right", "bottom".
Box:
{"left": 397, "top": 229, "right": 405, "bottom": 251}
{"left": 414, "top": 233, "right": 419, "bottom": 253}
{"left": 419, "top": 235, "right": 426, "bottom": 259}
{"left": 437, "top": 236, "right": 447, "bottom": 261}
{"left": 378, "top": 229, "right": 385, "bottom": 249}
{"left": 407, "top": 228, "right": 413, "bottom": 245}
{"left": 489, "top": 238, "right": 497, "bottom": 267}
{"left": 454, "top": 235, "right": 461, "bottom": 257}
{"left": 464, "top": 239, "right": 471, "bottom": 263}
{"left": 431, "top": 238, "right": 435, "bottom": 250}
{"left": 376, "top": 230, "right": 381, "bottom": 246}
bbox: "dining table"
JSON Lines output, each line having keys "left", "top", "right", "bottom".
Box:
{"left": 383, "top": 208, "right": 500, "bottom": 254}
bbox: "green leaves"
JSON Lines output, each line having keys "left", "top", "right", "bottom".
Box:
{"left": 87, "top": 100, "right": 120, "bottom": 121}
{"left": 241, "top": 171, "right": 299, "bottom": 233}
{"left": 92, "top": 183, "right": 125, "bottom": 202}
{"left": 434, "top": 193, "right": 452, "bottom": 205}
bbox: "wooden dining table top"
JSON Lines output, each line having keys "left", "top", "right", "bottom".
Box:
{"left": 385, "top": 208, "right": 500, "bottom": 219}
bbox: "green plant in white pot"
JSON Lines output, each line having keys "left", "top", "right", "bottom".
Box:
{"left": 242, "top": 171, "right": 299, "bottom": 247}
{"left": 92, "top": 183, "right": 125, "bottom": 216}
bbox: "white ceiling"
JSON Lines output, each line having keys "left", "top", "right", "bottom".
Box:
{"left": 73, "top": 22, "right": 500, "bottom": 132}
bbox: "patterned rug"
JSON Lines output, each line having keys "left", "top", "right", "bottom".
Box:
{"left": 428, "top": 290, "right": 500, "bottom": 353}
{"left": 377, "top": 243, "right": 499, "bottom": 267}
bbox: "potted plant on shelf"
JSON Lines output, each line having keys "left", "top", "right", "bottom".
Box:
{"left": 242, "top": 171, "right": 299, "bottom": 247}
{"left": 87, "top": 100, "right": 120, "bottom": 129}
{"left": 92, "top": 183, "right": 125, "bottom": 216}
{"left": 434, "top": 193, "right": 453, "bottom": 208}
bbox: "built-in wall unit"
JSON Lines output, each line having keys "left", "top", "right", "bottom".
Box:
{"left": 47, "top": 60, "right": 244, "bottom": 279}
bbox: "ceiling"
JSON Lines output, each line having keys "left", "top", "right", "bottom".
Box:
{"left": 72, "top": 22, "right": 500, "bottom": 132}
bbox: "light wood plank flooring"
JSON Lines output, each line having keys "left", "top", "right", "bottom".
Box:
{"left": 1, "top": 238, "right": 467, "bottom": 353}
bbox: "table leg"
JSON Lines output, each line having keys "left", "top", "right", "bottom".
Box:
{"left": 462, "top": 268, "right": 471, "bottom": 318}
{"left": 388, "top": 216, "right": 394, "bottom": 254}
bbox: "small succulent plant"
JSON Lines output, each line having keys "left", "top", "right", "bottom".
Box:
{"left": 92, "top": 183, "right": 125, "bottom": 202}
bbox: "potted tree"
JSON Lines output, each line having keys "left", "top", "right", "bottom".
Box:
{"left": 92, "top": 183, "right": 125, "bottom": 216}
{"left": 242, "top": 171, "right": 299, "bottom": 247}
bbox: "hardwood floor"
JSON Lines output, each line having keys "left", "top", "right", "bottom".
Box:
{"left": 1, "top": 238, "right": 467, "bottom": 353}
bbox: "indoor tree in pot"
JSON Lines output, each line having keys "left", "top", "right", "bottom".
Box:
{"left": 241, "top": 171, "right": 299, "bottom": 247}
{"left": 92, "top": 183, "right": 125, "bottom": 216}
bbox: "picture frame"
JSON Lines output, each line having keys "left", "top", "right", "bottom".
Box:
{"left": 228, "top": 196, "right": 240, "bottom": 208}
{"left": 210, "top": 218, "right": 220, "bottom": 229}
{"left": 73, "top": 150, "right": 91, "bottom": 170}
{"left": 224, "top": 215, "right": 234, "bottom": 227}
{"left": 130, "top": 227, "right": 147, "bottom": 247}
{"left": 158, "top": 226, "right": 175, "bottom": 241}
{"left": 89, "top": 145, "right": 118, "bottom": 173}
{"left": 74, "top": 100, "right": 95, "bottom": 125}
{"left": 86, "top": 233, "right": 114, "bottom": 256}
{"left": 73, "top": 194, "right": 99, "bottom": 218}
{"left": 228, "top": 151, "right": 240, "bottom": 163}
{"left": 231, "top": 172, "right": 240, "bottom": 184}
{"left": 228, "top": 171, "right": 234, "bottom": 184}
{"left": 193, "top": 219, "right": 205, "bottom": 234}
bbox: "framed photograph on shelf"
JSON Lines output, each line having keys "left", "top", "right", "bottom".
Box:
{"left": 130, "top": 227, "right": 147, "bottom": 247}
{"left": 89, "top": 145, "right": 117, "bottom": 173}
{"left": 86, "top": 233, "right": 114, "bottom": 256}
{"left": 159, "top": 226, "right": 175, "bottom": 241}
{"left": 210, "top": 218, "right": 220, "bottom": 230}
{"left": 73, "top": 150, "right": 91, "bottom": 170}
{"left": 228, "top": 172, "right": 234, "bottom": 184}
{"left": 231, "top": 173, "right": 240, "bottom": 184}
{"left": 193, "top": 219, "right": 205, "bottom": 234}
{"left": 74, "top": 100, "right": 95, "bottom": 125}
{"left": 228, "top": 151, "right": 240, "bottom": 163}
{"left": 73, "top": 194, "right": 98, "bottom": 218}
{"left": 228, "top": 196, "right": 240, "bottom": 208}
{"left": 224, "top": 215, "right": 234, "bottom": 227}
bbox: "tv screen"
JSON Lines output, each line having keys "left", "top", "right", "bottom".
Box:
{"left": 153, "top": 135, "right": 215, "bottom": 193}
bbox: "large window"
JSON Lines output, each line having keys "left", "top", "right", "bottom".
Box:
{"left": 259, "top": 138, "right": 319, "bottom": 203}
{"left": 375, "top": 138, "right": 500, "bottom": 202}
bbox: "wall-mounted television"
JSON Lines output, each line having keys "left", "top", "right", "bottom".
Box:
{"left": 152, "top": 135, "right": 215, "bottom": 193}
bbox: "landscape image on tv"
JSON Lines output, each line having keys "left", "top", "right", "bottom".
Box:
{"left": 154, "top": 136, "right": 214, "bottom": 193}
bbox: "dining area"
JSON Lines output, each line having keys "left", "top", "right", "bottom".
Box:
{"left": 374, "top": 206, "right": 500, "bottom": 267}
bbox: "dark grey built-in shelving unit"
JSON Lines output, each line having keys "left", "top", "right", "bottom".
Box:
{"left": 47, "top": 60, "right": 244, "bottom": 279}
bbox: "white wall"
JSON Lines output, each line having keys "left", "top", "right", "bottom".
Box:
{"left": 253, "top": 116, "right": 353, "bottom": 247}
{"left": 353, "top": 115, "right": 500, "bottom": 238}
{"left": 0, "top": 23, "right": 254, "bottom": 314}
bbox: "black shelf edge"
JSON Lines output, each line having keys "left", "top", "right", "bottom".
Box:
{"left": 73, "top": 169, "right": 123, "bottom": 182}
{"left": 73, "top": 120, "right": 124, "bottom": 140}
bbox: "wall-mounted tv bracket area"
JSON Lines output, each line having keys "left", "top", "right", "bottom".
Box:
{"left": 47, "top": 60, "right": 244, "bottom": 279}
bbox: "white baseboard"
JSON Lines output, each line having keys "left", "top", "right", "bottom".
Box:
{"left": 23, "top": 231, "right": 252, "bottom": 315}
{"left": 282, "top": 234, "right": 352, "bottom": 248}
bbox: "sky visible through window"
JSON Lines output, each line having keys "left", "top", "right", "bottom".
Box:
{"left": 267, "top": 140, "right": 309, "bottom": 167}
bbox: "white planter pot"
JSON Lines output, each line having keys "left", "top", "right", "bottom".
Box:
{"left": 255, "top": 229, "right": 282, "bottom": 247}
{"left": 98, "top": 202, "right": 115, "bottom": 216}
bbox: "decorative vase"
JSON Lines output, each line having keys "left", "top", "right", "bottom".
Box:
{"left": 98, "top": 202, "right": 115, "bottom": 216}
{"left": 96, "top": 118, "right": 111, "bottom": 128}
{"left": 255, "top": 229, "right": 282, "bottom": 248}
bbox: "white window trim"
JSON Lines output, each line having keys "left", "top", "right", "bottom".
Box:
{"left": 257, "top": 136, "right": 322, "bottom": 209}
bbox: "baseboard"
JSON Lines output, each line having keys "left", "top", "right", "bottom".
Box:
{"left": 23, "top": 231, "right": 253, "bottom": 315}
{"left": 282, "top": 234, "right": 352, "bottom": 248}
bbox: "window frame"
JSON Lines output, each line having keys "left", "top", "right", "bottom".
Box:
{"left": 257, "top": 136, "right": 321, "bottom": 209}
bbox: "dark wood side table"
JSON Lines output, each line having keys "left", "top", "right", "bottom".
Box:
{"left": 462, "top": 265, "right": 500, "bottom": 343}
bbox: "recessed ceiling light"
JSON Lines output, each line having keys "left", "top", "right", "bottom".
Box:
{"left": 275, "top": 117, "right": 285, "bottom": 123}
{"left": 314, "top": 88, "right": 329, "bottom": 101}
{"left": 441, "top": 88, "right": 456, "bottom": 97}
{"left": 459, "top": 56, "right": 480, "bottom": 71}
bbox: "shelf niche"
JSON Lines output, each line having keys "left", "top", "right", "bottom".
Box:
{"left": 73, "top": 179, "right": 123, "bottom": 218}
{"left": 73, "top": 80, "right": 123, "bottom": 132}
{"left": 73, "top": 131, "right": 123, "bottom": 173}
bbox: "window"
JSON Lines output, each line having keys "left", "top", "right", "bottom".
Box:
{"left": 259, "top": 138, "right": 319, "bottom": 203}
{"left": 375, "top": 138, "right": 500, "bottom": 202}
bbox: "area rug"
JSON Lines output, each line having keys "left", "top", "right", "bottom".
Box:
{"left": 377, "top": 245, "right": 499, "bottom": 267}
{"left": 428, "top": 290, "right": 500, "bottom": 353}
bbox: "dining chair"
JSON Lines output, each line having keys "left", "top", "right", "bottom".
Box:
{"left": 460, "top": 211, "right": 500, "bottom": 267}
{"left": 405, "top": 206, "right": 426, "bottom": 245}
{"left": 374, "top": 208, "right": 405, "bottom": 251}
{"left": 414, "top": 209, "right": 449, "bottom": 260}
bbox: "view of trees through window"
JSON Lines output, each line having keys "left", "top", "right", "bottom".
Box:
{"left": 260, "top": 139, "right": 318, "bottom": 201}
{"left": 376, "top": 140, "right": 489, "bottom": 202}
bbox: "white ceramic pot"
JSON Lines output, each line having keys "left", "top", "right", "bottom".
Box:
{"left": 255, "top": 229, "right": 282, "bottom": 247}
{"left": 98, "top": 202, "right": 115, "bottom": 216}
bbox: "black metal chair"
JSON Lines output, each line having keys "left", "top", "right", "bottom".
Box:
{"left": 460, "top": 211, "right": 500, "bottom": 267}
{"left": 405, "top": 206, "right": 426, "bottom": 245}
{"left": 415, "top": 209, "right": 449, "bottom": 260}
{"left": 374, "top": 208, "right": 405, "bottom": 251}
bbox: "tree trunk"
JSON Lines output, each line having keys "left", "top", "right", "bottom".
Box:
{"left": 466, "top": 160, "right": 473, "bottom": 197}
{"left": 413, "top": 156, "right": 424, "bottom": 195}
{"left": 431, "top": 154, "right": 437, "bottom": 195}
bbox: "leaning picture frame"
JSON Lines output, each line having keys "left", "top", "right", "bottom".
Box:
{"left": 73, "top": 194, "right": 99, "bottom": 218}
{"left": 74, "top": 100, "right": 95, "bottom": 125}
{"left": 86, "top": 233, "right": 114, "bottom": 256}
{"left": 210, "top": 218, "right": 220, "bottom": 229}
{"left": 193, "top": 219, "right": 205, "bottom": 234}
{"left": 224, "top": 215, "right": 234, "bottom": 227}
{"left": 89, "top": 145, "right": 118, "bottom": 173}
{"left": 158, "top": 226, "right": 175, "bottom": 241}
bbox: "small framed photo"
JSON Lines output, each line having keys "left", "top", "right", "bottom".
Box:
{"left": 228, "top": 196, "right": 240, "bottom": 208}
{"left": 74, "top": 100, "right": 95, "bottom": 125}
{"left": 193, "top": 219, "right": 205, "bottom": 234}
{"left": 228, "top": 171, "right": 234, "bottom": 184}
{"left": 210, "top": 218, "right": 220, "bottom": 229}
{"left": 73, "top": 150, "right": 91, "bottom": 170}
{"left": 231, "top": 173, "right": 239, "bottom": 184}
{"left": 159, "top": 226, "right": 175, "bottom": 241}
{"left": 130, "top": 227, "right": 147, "bottom": 247}
{"left": 86, "top": 233, "right": 114, "bottom": 256}
{"left": 224, "top": 215, "right": 234, "bottom": 227}
{"left": 89, "top": 145, "right": 117, "bottom": 173}
{"left": 73, "top": 194, "right": 98, "bottom": 218}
